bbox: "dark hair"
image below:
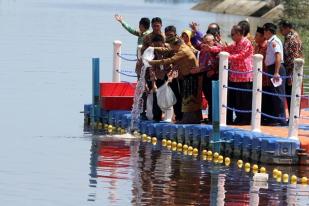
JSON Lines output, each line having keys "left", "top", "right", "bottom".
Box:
{"left": 208, "top": 23, "right": 220, "bottom": 33}
{"left": 206, "top": 27, "right": 220, "bottom": 37}
{"left": 152, "top": 34, "right": 164, "bottom": 43}
{"left": 231, "top": 25, "right": 243, "bottom": 35}
{"left": 263, "top": 23, "right": 277, "bottom": 34}
{"left": 165, "top": 25, "right": 176, "bottom": 34}
{"left": 139, "top": 17, "right": 150, "bottom": 30}
{"left": 278, "top": 19, "right": 293, "bottom": 29}
{"left": 151, "top": 17, "right": 162, "bottom": 25}
{"left": 256, "top": 26, "right": 264, "bottom": 35}
{"left": 238, "top": 20, "right": 250, "bottom": 36}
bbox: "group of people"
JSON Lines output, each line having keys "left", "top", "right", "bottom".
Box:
{"left": 115, "top": 14, "right": 303, "bottom": 126}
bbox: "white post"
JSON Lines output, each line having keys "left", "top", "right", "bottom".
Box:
{"left": 288, "top": 58, "right": 305, "bottom": 140}
{"left": 251, "top": 54, "right": 263, "bottom": 132}
{"left": 113, "top": 40, "right": 122, "bottom": 82}
{"left": 219, "top": 52, "right": 229, "bottom": 126}
{"left": 137, "top": 45, "right": 142, "bottom": 60}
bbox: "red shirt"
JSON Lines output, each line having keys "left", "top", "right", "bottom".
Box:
{"left": 210, "top": 37, "right": 253, "bottom": 82}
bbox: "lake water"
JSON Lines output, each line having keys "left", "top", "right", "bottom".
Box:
{"left": 0, "top": 0, "right": 308, "bottom": 205}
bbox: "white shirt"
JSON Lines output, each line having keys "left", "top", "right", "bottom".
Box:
{"left": 265, "top": 35, "right": 284, "bottom": 66}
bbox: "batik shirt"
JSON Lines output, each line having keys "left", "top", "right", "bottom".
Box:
{"left": 283, "top": 31, "right": 303, "bottom": 84}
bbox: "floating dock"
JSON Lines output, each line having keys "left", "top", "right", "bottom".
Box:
{"left": 83, "top": 44, "right": 309, "bottom": 168}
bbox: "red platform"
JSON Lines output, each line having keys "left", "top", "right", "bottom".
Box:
{"left": 100, "top": 82, "right": 136, "bottom": 110}
{"left": 100, "top": 82, "right": 208, "bottom": 110}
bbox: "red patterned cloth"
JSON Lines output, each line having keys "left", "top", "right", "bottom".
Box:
{"left": 199, "top": 46, "right": 219, "bottom": 77}
{"left": 210, "top": 37, "right": 253, "bottom": 82}
{"left": 254, "top": 41, "right": 271, "bottom": 87}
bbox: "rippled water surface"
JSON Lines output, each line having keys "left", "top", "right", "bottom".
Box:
{"left": 0, "top": 0, "right": 309, "bottom": 205}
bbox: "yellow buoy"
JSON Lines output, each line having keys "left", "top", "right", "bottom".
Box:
{"left": 245, "top": 163, "right": 250, "bottom": 169}
{"left": 202, "top": 149, "right": 207, "bottom": 156}
{"left": 147, "top": 136, "right": 151, "bottom": 142}
{"left": 98, "top": 122, "right": 103, "bottom": 129}
{"left": 193, "top": 148, "right": 198, "bottom": 154}
{"left": 225, "top": 157, "right": 231, "bottom": 166}
{"left": 177, "top": 143, "right": 182, "bottom": 149}
{"left": 277, "top": 171, "right": 282, "bottom": 178}
{"left": 301, "top": 177, "right": 308, "bottom": 185}
{"left": 207, "top": 151, "right": 213, "bottom": 157}
{"left": 252, "top": 164, "right": 258, "bottom": 170}
{"left": 283, "top": 174, "right": 289, "bottom": 183}
{"left": 276, "top": 177, "right": 282, "bottom": 183}
{"left": 117, "top": 127, "right": 122, "bottom": 132}
{"left": 260, "top": 167, "right": 266, "bottom": 174}
{"left": 108, "top": 125, "right": 113, "bottom": 130}
{"left": 188, "top": 146, "right": 193, "bottom": 152}
{"left": 183, "top": 150, "right": 188, "bottom": 155}
{"left": 162, "top": 139, "right": 167, "bottom": 146}
{"left": 237, "top": 160, "right": 243, "bottom": 168}
{"left": 245, "top": 167, "right": 250, "bottom": 173}
{"left": 213, "top": 152, "right": 219, "bottom": 158}
{"left": 172, "top": 146, "right": 177, "bottom": 151}
{"left": 152, "top": 137, "right": 157, "bottom": 145}
{"left": 172, "top": 141, "right": 177, "bottom": 147}
{"left": 167, "top": 140, "right": 172, "bottom": 146}
{"left": 183, "top": 144, "right": 188, "bottom": 151}
{"left": 142, "top": 134, "right": 147, "bottom": 140}
{"left": 291, "top": 175, "right": 297, "bottom": 184}
{"left": 218, "top": 155, "right": 223, "bottom": 163}
{"left": 272, "top": 169, "right": 277, "bottom": 176}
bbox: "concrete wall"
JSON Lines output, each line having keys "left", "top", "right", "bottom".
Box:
{"left": 192, "top": 0, "right": 283, "bottom": 19}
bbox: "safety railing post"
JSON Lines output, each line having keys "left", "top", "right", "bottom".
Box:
{"left": 288, "top": 58, "right": 305, "bottom": 140}
{"left": 251, "top": 54, "right": 263, "bottom": 132}
{"left": 219, "top": 52, "right": 229, "bottom": 126}
{"left": 91, "top": 58, "right": 100, "bottom": 123}
{"left": 113, "top": 40, "right": 122, "bottom": 82}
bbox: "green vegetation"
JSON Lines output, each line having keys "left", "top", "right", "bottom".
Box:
{"left": 281, "top": 0, "right": 309, "bottom": 65}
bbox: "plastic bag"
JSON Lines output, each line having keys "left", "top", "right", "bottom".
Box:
{"left": 156, "top": 82, "right": 177, "bottom": 110}
{"left": 142, "top": 47, "right": 154, "bottom": 68}
{"left": 146, "top": 92, "right": 154, "bottom": 120}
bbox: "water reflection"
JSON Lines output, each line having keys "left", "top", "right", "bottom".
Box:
{"left": 88, "top": 137, "right": 309, "bottom": 205}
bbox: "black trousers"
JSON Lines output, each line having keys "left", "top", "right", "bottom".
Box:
{"left": 227, "top": 81, "right": 253, "bottom": 125}
{"left": 202, "top": 73, "right": 218, "bottom": 122}
{"left": 169, "top": 78, "right": 183, "bottom": 121}
{"left": 263, "top": 64, "right": 287, "bottom": 124}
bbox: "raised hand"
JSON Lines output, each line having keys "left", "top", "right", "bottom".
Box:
{"left": 189, "top": 21, "right": 199, "bottom": 32}
{"left": 114, "top": 14, "right": 123, "bottom": 23}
